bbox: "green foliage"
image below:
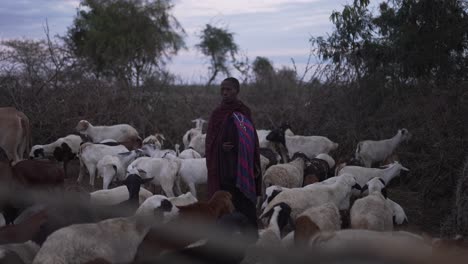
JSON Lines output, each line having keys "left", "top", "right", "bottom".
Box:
{"left": 312, "top": 0, "right": 468, "bottom": 83}
{"left": 66, "top": 0, "right": 185, "bottom": 88}
{"left": 252, "top": 56, "right": 274, "bottom": 84}
{"left": 196, "top": 24, "right": 238, "bottom": 85}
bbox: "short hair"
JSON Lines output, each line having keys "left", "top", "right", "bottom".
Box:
{"left": 222, "top": 77, "right": 240, "bottom": 91}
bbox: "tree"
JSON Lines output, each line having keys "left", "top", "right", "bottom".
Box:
{"left": 312, "top": 0, "right": 468, "bottom": 83}
{"left": 196, "top": 24, "right": 238, "bottom": 86}
{"left": 66, "top": 0, "right": 185, "bottom": 88}
{"left": 252, "top": 56, "right": 274, "bottom": 84}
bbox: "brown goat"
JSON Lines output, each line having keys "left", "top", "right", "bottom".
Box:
{"left": 0, "top": 209, "right": 47, "bottom": 244}
{"left": 176, "top": 191, "right": 235, "bottom": 222}
{"left": 135, "top": 191, "right": 235, "bottom": 262}
{"left": 12, "top": 160, "right": 65, "bottom": 186}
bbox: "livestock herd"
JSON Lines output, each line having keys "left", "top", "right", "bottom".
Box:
{"left": 0, "top": 107, "right": 466, "bottom": 264}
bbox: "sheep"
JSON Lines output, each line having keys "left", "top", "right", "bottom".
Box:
{"left": 262, "top": 152, "right": 309, "bottom": 197}
{"left": 32, "top": 208, "right": 174, "bottom": 264}
{"left": 294, "top": 203, "right": 341, "bottom": 246}
{"left": 338, "top": 161, "right": 409, "bottom": 190}
{"left": 136, "top": 192, "right": 198, "bottom": 216}
{"left": 96, "top": 149, "right": 143, "bottom": 189}
{"left": 355, "top": 128, "right": 411, "bottom": 167}
{"left": 177, "top": 158, "right": 207, "bottom": 197}
{"left": 75, "top": 120, "right": 142, "bottom": 150}
{"left": 142, "top": 133, "right": 165, "bottom": 149}
{"left": 240, "top": 203, "right": 292, "bottom": 264}
{"left": 0, "top": 240, "right": 40, "bottom": 264}
{"left": 188, "top": 134, "right": 206, "bottom": 157}
{"left": 261, "top": 174, "right": 361, "bottom": 220}
{"left": 29, "top": 134, "right": 83, "bottom": 177}
{"left": 77, "top": 142, "right": 129, "bottom": 186}
{"left": 178, "top": 148, "right": 202, "bottom": 159}
{"left": 182, "top": 118, "right": 206, "bottom": 150}
{"left": 127, "top": 156, "right": 181, "bottom": 197}
{"left": 266, "top": 127, "right": 338, "bottom": 160}
{"left": 89, "top": 186, "right": 153, "bottom": 206}
{"left": 302, "top": 153, "right": 336, "bottom": 186}
{"left": 29, "top": 134, "right": 82, "bottom": 160}
{"left": 350, "top": 180, "right": 394, "bottom": 231}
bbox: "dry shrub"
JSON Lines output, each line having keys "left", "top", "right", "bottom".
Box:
{"left": 0, "top": 74, "right": 466, "bottom": 235}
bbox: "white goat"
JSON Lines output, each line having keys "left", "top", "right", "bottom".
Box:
{"left": 387, "top": 198, "right": 408, "bottom": 225}
{"left": 90, "top": 186, "right": 153, "bottom": 206}
{"left": 136, "top": 192, "right": 198, "bottom": 216}
{"left": 141, "top": 144, "right": 177, "bottom": 159}
{"left": 338, "top": 161, "right": 409, "bottom": 189}
{"left": 360, "top": 177, "right": 408, "bottom": 226}
{"left": 188, "top": 134, "right": 206, "bottom": 157}
{"left": 77, "top": 143, "right": 129, "bottom": 186}
{"left": 142, "top": 133, "right": 165, "bottom": 149}
{"left": 183, "top": 118, "right": 206, "bottom": 150}
{"left": 75, "top": 120, "right": 142, "bottom": 150}
{"left": 261, "top": 174, "right": 361, "bottom": 220}
{"left": 177, "top": 158, "right": 207, "bottom": 197}
{"left": 178, "top": 148, "right": 202, "bottom": 159}
{"left": 355, "top": 128, "right": 411, "bottom": 167}
{"left": 127, "top": 157, "right": 181, "bottom": 197}
{"left": 97, "top": 149, "right": 143, "bottom": 189}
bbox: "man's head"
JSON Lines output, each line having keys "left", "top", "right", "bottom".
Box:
{"left": 221, "top": 77, "right": 239, "bottom": 103}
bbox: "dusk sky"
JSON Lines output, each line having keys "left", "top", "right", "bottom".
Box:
{"left": 0, "top": 0, "right": 381, "bottom": 83}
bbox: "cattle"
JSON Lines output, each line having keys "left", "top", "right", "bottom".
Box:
{"left": 0, "top": 107, "right": 31, "bottom": 164}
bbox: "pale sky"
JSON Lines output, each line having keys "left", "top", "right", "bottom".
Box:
{"left": 0, "top": 0, "right": 369, "bottom": 83}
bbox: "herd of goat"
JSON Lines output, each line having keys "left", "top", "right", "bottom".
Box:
{"left": 0, "top": 110, "right": 467, "bottom": 263}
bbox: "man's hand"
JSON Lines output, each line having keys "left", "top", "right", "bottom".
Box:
{"left": 222, "top": 142, "right": 234, "bottom": 151}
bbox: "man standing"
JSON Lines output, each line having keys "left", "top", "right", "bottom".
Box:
{"left": 205, "top": 77, "right": 261, "bottom": 230}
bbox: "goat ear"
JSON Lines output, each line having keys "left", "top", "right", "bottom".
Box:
{"left": 401, "top": 166, "right": 410, "bottom": 171}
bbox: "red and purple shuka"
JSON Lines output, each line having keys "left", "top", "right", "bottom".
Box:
{"left": 205, "top": 99, "right": 261, "bottom": 225}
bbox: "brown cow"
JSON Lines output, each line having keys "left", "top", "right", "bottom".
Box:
{"left": 0, "top": 107, "right": 31, "bottom": 164}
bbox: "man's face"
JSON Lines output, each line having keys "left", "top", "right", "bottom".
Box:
{"left": 221, "top": 80, "right": 238, "bottom": 103}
